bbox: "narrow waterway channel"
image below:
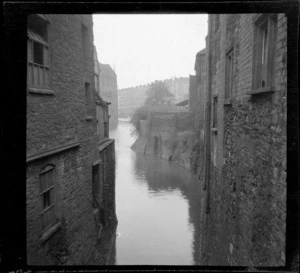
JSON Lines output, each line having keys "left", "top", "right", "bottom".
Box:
{"left": 109, "top": 121, "right": 202, "bottom": 265}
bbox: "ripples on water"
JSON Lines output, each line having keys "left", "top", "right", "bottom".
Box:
{"left": 109, "top": 121, "right": 201, "bottom": 265}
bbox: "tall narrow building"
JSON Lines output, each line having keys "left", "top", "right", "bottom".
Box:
{"left": 199, "top": 13, "right": 287, "bottom": 266}
{"left": 26, "top": 14, "right": 117, "bottom": 265}
{"left": 98, "top": 63, "right": 119, "bottom": 129}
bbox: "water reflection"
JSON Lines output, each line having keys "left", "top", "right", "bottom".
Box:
{"left": 109, "top": 122, "right": 201, "bottom": 265}
{"left": 134, "top": 154, "right": 202, "bottom": 265}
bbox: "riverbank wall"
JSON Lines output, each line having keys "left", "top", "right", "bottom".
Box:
{"left": 131, "top": 111, "right": 198, "bottom": 171}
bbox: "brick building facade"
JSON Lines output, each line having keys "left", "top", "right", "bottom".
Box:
{"left": 198, "top": 13, "right": 287, "bottom": 266}
{"left": 26, "top": 14, "right": 116, "bottom": 265}
{"left": 98, "top": 63, "right": 119, "bottom": 129}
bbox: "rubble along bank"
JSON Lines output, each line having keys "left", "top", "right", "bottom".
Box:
{"left": 131, "top": 130, "right": 197, "bottom": 171}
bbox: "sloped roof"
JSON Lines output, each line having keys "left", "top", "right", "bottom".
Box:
{"left": 94, "top": 91, "right": 109, "bottom": 107}
{"left": 196, "top": 48, "right": 206, "bottom": 56}
{"left": 27, "top": 30, "right": 48, "bottom": 45}
{"left": 94, "top": 46, "right": 100, "bottom": 74}
{"left": 195, "top": 48, "right": 206, "bottom": 72}
{"left": 176, "top": 99, "right": 189, "bottom": 106}
{"left": 99, "top": 63, "right": 116, "bottom": 76}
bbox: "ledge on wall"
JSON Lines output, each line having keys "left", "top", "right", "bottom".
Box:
{"left": 211, "top": 128, "right": 218, "bottom": 134}
{"left": 246, "top": 87, "right": 274, "bottom": 96}
{"left": 28, "top": 87, "right": 55, "bottom": 95}
{"left": 224, "top": 98, "right": 233, "bottom": 106}
{"left": 40, "top": 221, "right": 61, "bottom": 244}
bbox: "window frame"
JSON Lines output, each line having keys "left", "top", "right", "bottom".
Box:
{"left": 94, "top": 74, "right": 100, "bottom": 93}
{"left": 84, "top": 81, "right": 94, "bottom": 120}
{"left": 39, "top": 164, "right": 57, "bottom": 232}
{"left": 212, "top": 95, "right": 218, "bottom": 133}
{"left": 81, "top": 23, "right": 89, "bottom": 57}
{"left": 224, "top": 46, "right": 234, "bottom": 103}
{"left": 251, "top": 14, "right": 277, "bottom": 94}
{"left": 27, "top": 14, "right": 51, "bottom": 91}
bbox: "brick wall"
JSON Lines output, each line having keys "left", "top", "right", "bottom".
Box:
{"left": 98, "top": 63, "right": 118, "bottom": 129}
{"left": 26, "top": 15, "right": 106, "bottom": 265}
{"left": 190, "top": 49, "right": 206, "bottom": 181}
{"left": 189, "top": 75, "right": 197, "bottom": 113}
{"left": 99, "top": 141, "right": 117, "bottom": 226}
{"left": 200, "top": 13, "right": 287, "bottom": 266}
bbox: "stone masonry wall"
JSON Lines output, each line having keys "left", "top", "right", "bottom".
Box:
{"left": 27, "top": 15, "right": 102, "bottom": 265}
{"left": 190, "top": 49, "right": 206, "bottom": 182}
{"left": 131, "top": 112, "right": 196, "bottom": 170}
{"left": 99, "top": 141, "right": 117, "bottom": 226}
{"left": 199, "top": 14, "right": 287, "bottom": 266}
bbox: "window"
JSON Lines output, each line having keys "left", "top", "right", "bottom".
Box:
{"left": 27, "top": 15, "right": 50, "bottom": 88}
{"left": 95, "top": 74, "right": 99, "bottom": 93}
{"left": 81, "top": 24, "right": 88, "bottom": 56}
{"left": 225, "top": 47, "right": 234, "bottom": 99}
{"left": 40, "top": 165, "right": 56, "bottom": 231}
{"left": 85, "top": 82, "right": 92, "bottom": 114}
{"left": 104, "top": 109, "right": 109, "bottom": 138}
{"left": 253, "top": 14, "right": 277, "bottom": 90}
{"left": 92, "top": 163, "right": 102, "bottom": 209}
{"left": 212, "top": 96, "right": 218, "bottom": 166}
{"left": 212, "top": 96, "right": 218, "bottom": 129}
{"left": 99, "top": 106, "right": 105, "bottom": 139}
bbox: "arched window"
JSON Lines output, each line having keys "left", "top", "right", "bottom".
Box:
{"left": 40, "top": 164, "right": 56, "bottom": 231}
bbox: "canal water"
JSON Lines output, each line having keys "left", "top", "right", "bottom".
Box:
{"left": 109, "top": 121, "right": 202, "bottom": 265}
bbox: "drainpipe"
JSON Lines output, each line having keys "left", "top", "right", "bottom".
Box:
{"left": 204, "top": 15, "right": 212, "bottom": 214}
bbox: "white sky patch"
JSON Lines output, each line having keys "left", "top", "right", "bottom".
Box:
{"left": 93, "top": 14, "right": 208, "bottom": 89}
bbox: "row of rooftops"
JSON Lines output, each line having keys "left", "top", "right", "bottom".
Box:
{"left": 118, "top": 49, "right": 205, "bottom": 92}
{"left": 119, "top": 76, "right": 190, "bottom": 91}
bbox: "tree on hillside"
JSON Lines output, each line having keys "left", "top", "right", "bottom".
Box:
{"left": 130, "top": 105, "right": 148, "bottom": 136}
{"left": 130, "top": 81, "right": 174, "bottom": 135}
{"left": 144, "top": 81, "right": 175, "bottom": 106}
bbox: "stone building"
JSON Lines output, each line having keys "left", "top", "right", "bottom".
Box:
{"left": 26, "top": 14, "right": 116, "bottom": 265}
{"left": 98, "top": 63, "right": 118, "bottom": 129}
{"left": 189, "top": 75, "right": 197, "bottom": 113}
{"left": 94, "top": 46, "right": 100, "bottom": 97}
{"left": 164, "top": 77, "right": 190, "bottom": 103}
{"left": 189, "top": 48, "right": 206, "bottom": 182}
{"left": 94, "top": 47, "right": 110, "bottom": 137}
{"left": 118, "top": 84, "right": 149, "bottom": 118}
{"left": 198, "top": 14, "right": 287, "bottom": 266}
{"left": 194, "top": 49, "right": 206, "bottom": 134}
{"left": 118, "top": 77, "right": 189, "bottom": 119}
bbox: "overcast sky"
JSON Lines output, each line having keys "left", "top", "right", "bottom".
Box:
{"left": 93, "top": 14, "right": 208, "bottom": 89}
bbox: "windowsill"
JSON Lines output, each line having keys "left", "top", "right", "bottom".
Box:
{"left": 246, "top": 87, "right": 274, "bottom": 96}
{"left": 211, "top": 128, "right": 218, "bottom": 134}
{"left": 98, "top": 138, "right": 114, "bottom": 151}
{"left": 86, "top": 116, "right": 93, "bottom": 121}
{"left": 98, "top": 138, "right": 110, "bottom": 145}
{"left": 40, "top": 221, "right": 61, "bottom": 244}
{"left": 28, "top": 87, "right": 55, "bottom": 95}
{"left": 224, "top": 98, "right": 232, "bottom": 105}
